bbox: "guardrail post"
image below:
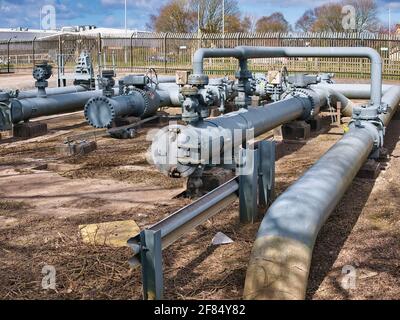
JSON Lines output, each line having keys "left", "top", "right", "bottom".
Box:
{"left": 239, "top": 140, "right": 275, "bottom": 223}
{"left": 258, "top": 140, "right": 275, "bottom": 208}
{"left": 239, "top": 146, "right": 258, "bottom": 223}
{"left": 140, "top": 229, "right": 163, "bottom": 300}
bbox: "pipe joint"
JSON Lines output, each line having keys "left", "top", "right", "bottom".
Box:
{"left": 188, "top": 74, "right": 209, "bottom": 86}
{"left": 283, "top": 89, "right": 320, "bottom": 120}
{"left": 349, "top": 118, "right": 384, "bottom": 151}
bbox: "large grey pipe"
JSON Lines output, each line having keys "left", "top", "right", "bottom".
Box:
{"left": 193, "top": 46, "right": 382, "bottom": 108}
{"left": 157, "top": 75, "right": 177, "bottom": 83}
{"left": 84, "top": 83, "right": 180, "bottom": 128}
{"left": 243, "top": 85, "right": 400, "bottom": 300}
{"left": 311, "top": 86, "right": 356, "bottom": 117}
{"left": 10, "top": 88, "right": 117, "bottom": 124}
{"left": 313, "top": 83, "right": 393, "bottom": 100}
{"left": 17, "top": 85, "right": 87, "bottom": 99}
{"left": 152, "top": 88, "right": 327, "bottom": 177}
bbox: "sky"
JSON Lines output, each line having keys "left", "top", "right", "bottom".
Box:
{"left": 0, "top": 0, "right": 399, "bottom": 31}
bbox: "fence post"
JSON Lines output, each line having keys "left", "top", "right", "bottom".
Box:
{"left": 236, "top": 33, "right": 241, "bottom": 47}
{"left": 130, "top": 32, "right": 134, "bottom": 72}
{"left": 198, "top": 31, "right": 203, "bottom": 50}
{"left": 163, "top": 33, "right": 169, "bottom": 74}
{"left": 32, "top": 37, "right": 36, "bottom": 67}
{"left": 7, "top": 38, "right": 11, "bottom": 74}
{"left": 57, "top": 35, "right": 62, "bottom": 87}
{"left": 97, "top": 33, "right": 102, "bottom": 54}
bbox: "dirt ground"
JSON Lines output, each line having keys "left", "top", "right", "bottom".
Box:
{"left": 0, "top": 76, "right": 399, "bottom": 300}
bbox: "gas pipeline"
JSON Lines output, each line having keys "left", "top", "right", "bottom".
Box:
{"left": 170, "top": 45, "right": 400, "bottom": 300}
{"left": 150, "top": 46, "right": 383, "bottom": 182}
{"left": 0, "top": 61, "right": 95, "bottom": 131}
{"left": 83, "top": 71, "right": 240, "bottom": 129}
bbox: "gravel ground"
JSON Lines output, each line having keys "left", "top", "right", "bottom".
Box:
{"left": 0, "top": 77, "right": 399, "bottom": 300}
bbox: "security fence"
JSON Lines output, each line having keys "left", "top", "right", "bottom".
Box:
{"left": 1, "top": 32, "right": 400, "bottom": 79}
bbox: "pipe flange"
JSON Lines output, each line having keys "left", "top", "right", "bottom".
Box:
{"left": 294, "top": 88, "right": 317, "bottom": 108}
{"left": 352, "top": 105, "right": 379, "bottom": 121}
{"left": 129, "top": 87, "right": 151, "bottom": 116}
{"left": 188, "top": 74, "right": 209, "bottom": 85}
{"left": 181, "top": 85, "right": 199, "bottom": 96}
{"left": 283, "top": 88, "right": 317, "bottom": 118}
{"left": 84, "top": 96, "right": 116, "bottom": 128}
{"left": 349, "top": 118, "right": 384, "bottom": 149}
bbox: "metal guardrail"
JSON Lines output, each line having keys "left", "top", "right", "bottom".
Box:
{"left": 127, "top": 140, "right": 276, "bottom": 300}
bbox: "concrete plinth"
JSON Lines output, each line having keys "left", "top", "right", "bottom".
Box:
{"left": 357, "top": 159, "right": 381, "bottom": 179}
{"left": 275, "top": 141, "right": 285, "bottom": 160}
{"left": 282, "top": 121, "right": 311, "bottom": 141}
{"left": 58, "top": 140, "right": 97, "bottom": 156}
{"left": 307, "top": 116, "right": 322, "bottom": 131}
{"left": 111, "top": 117, "right": 137, "bottom": 128}
{"left": 201, "top": 167, "right": 235, "bottom": 193}
{"left": 0, "top": 130, "right": 12, "bottom": 140}
{"left": 13, "top": 122, "right": 47, "bottom": 139}
{"left": 392, "top": 110, "right": 400, "bottom": 121}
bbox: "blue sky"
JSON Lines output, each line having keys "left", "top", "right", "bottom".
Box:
{"left": 0, "top": 0, "right": 399, "bottom": 31}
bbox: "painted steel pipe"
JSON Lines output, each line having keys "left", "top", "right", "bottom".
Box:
{"left": 311, "top": 86, "right": 357, "bottom": 117}
{"left": 243, "top": 85, "right": 400, "bottom": 300}
{"left": 192, "top": 46, "right": 382, "bottom": 108}
{"left": 152, "top": 88, "right": 327, "bottom": 177}
{"left": 157, "top": 75, "right": 177, "bottom": 83}
{"left": 84, "top": 83, "right": 180, "bottom": 128}
{"left": 10, "top": 89, "right": 118, "bottom": 124}
{"left": 17, "top": 85, "right": 88, "bottom": 99}
{"left": 313, "top": 83, "right": 393, "bottom": 100}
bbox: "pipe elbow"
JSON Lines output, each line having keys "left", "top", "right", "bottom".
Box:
{"left": 363, "top": 47, "right": 382, "bottom": 66}
{"left": 193, "top": 48, "right": 207, "bottom": 64}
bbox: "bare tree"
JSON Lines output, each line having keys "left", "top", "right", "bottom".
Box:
{"left": 343, "top": 0, "right": 380, "bottom": 32}
{"left": 255, "top": 12, "right": 290, "bottom": 33}
{"left": 295, "top": 9, "right": 316, "bottom": 32}
{"left": 295, "top": 0, "right": 381, "bottom": 33}
{"left": 191, "top": 0, "right": 241, "bottom": 33}
{"left": 241, "top": 15, "right": 257, "bottom": 33}
{"left": 312, "top": 3, "right": 345, "bottom": 32}
{"left": 147, "top": 0, "right": 196, "bottom": 33}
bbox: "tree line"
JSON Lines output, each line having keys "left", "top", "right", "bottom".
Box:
{"left": 147, "top": 0, "right": 393, "bottom": 34}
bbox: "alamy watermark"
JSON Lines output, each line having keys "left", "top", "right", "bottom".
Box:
{"left": 342, "top": 5, "right": 356, "bottom": 30}
{"left": 341, "top": 265, "right": 357, "bottom": 290}
{"left": 41, "top": 265, "right": 56, "bottom": 290}
{"left": 147, "top": 121, "right": 257, "bottom": 176}
{"left": 41, "top": 5, "right": 56, "bottom": 30}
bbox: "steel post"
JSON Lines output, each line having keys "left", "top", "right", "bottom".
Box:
{"left": 140, "top": 229, "right": 163, "bottom": 300}
{"left": 239, "top": 140, "right": 276, "bottom": 224}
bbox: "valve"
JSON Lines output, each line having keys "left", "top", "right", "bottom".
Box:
{"left": 234, "top": 69, "right": 253, "bottom": 108}
{"left": 33, "top": 62, "right": 52, "bottom": 97}
{"left": 98, "top": 69, "right": 116, "bottom": 97}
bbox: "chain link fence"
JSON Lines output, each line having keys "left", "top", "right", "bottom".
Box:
{"left": 1, "top": 32, "right": 399, "bottom": 79}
